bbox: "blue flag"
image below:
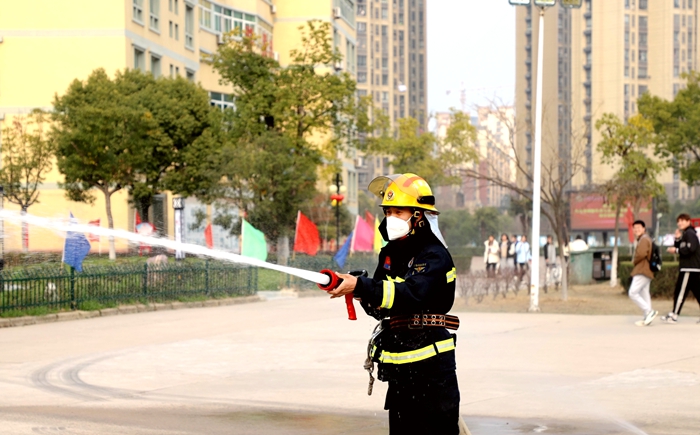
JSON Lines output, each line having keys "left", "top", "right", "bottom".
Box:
{"left": 63, "top": 212, "right": 91, "bottom": 272}
{"left": 334, "top": 230, "right": 353, "bottom": 269}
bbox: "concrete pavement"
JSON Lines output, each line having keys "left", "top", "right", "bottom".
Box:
{"left": 1, "top": 294, "right": 699, "bottom": 434}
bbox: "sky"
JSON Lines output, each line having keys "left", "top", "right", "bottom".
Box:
{"left": 427, "top": 0, "right": 516, "bottom": 115}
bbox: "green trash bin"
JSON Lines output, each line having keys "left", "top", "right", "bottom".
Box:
{"left": 570, "top": 250, "right": 594, "bottom": 285}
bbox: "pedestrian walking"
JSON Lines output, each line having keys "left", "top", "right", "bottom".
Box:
{"left": 629, "top": 220, "right": 657, "bottom": 326}
{"left": 661, "top": 213, "right": 700, "bottom": 324}
{"left": 499, "top": 233, "right": 512, "bottom": 272}
{"left": 508, "top": 234, "right": 518, "bottom": 267}
{"left": 484, "top": 235, "right": 500, "bottom": 278}
{"left": 515, "top": 235, "right": 531, "bottom": 285}
{"left": 543, "top": 235, "right": 559, "bottom": 291}
{"left": 331, "top": 173, "right": 460, "bottom": 434}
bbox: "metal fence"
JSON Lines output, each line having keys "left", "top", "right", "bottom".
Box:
{"left": 0, "top": 261, "right": 258, "bottom": 314}
{"left": 285, "top": 254, "right": 379, "bottom": 290}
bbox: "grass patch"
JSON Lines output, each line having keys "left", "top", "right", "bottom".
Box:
{"left": 78, "top": 300, "right": 103, "bottom": 311}
{"left": 0, "top": 306, "right": 59, "bottom": 318}
{"left": 257, "top": 269, "right": 285, "bottom": 290}
{"left": 176, "top": 295, "right": 208, "bottom": 303}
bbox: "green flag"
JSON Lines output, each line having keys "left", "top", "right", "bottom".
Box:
{"left": 241, "top": 219, "right": 268, "bottom": 261}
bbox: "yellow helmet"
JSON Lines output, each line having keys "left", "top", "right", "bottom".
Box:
{"left": 368, "top": 173, "right": 439, "bottom": 213}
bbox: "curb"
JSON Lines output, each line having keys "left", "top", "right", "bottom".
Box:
{"left": 0, "top": 295, "right": 263, "bottom": 329}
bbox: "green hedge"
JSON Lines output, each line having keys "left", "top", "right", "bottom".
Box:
{"left": 618, "top": 262, "right": 681, "bottom": 299}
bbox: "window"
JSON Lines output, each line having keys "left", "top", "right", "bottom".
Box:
{"left": 185, "top": 5, "right": 194, "bottom": 49}
{"left": 149, "top": 0, "right": 159, "bottom": 32}
{"left": 209, "top": 92, "right": 235, "bottom": 110}
{"left": 134, "top": 47, "right": 145, "bottom": 71}
{"left": 675, "top": 0, "right": 680, "bottom": 7}
{"left": 133, "top": 0, "right": 144, "bottom": 23}
{"left": 358, "top": 72, "right": 367, "bottom": 83}
{"left": 168, "top": 0, "right": 172, "bottom": 11}
{"left": 639, "top": 50, "right": 647, "bottom": 62}
{"left": 151, "top": 55, "right": 161, "bottom": 77}
{"left": 639, "top": 85, "right": 648, "bottom": 95}
{"left": 638, "top": 67, "right": 648, "bottom": 78}
{"left": 186, "top": 69, "right": 195, "bottom": 81}
{"left": 358, "top": 55, "right": 367, "bottom": 67}
{"left": 175, "top": 23, "right": 179, "bottom": 40}
{"left": 382, "top": 74, "right": 388, "bottom": 85}
{"left": 169, "top": 21, "right": 173, "bottom": 37}
{"left": 175, "top": 66, "right": 179, "bottom": 75}
{"left": 639, "top": 0, "right": 647, "bottom": 8}
{"left": 639, "top": 32, "right": 648, "bottom": 45}
{"left": 639, "top": 16, "right": 647, "bottom": 28}
{"left": 174, "top": 0, "right": 178, "bottom": 14}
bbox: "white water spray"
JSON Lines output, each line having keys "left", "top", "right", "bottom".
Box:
{"left": 0, "top": 210, "right": 331, "bottom": 286}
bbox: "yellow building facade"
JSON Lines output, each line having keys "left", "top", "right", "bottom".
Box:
{"left": 0, "top": 0, "right": 358, "bottom": 253}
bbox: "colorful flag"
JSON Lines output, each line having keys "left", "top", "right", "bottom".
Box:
{"left": 63, "top": 212, "right": 91, "bottom": 272}
{"left": 334, "top": 230, "right": 353, "bottom": 269}
{"left": 351, "top": 215, "right": 374, "bottom": 252}
{"left": 204, "top": 223, "right": 214, "bottom": 249}
{"left": 374, "top": 217, "right": 386, "bottom": 254}
{"left": 293, "top": 211, "right": 320, "bottom": 256}
{"left": 87, "top": 219, "right": 100, "bottom": 242}
{"left": 241, "top": 219, "right": 267, "bottom": 261}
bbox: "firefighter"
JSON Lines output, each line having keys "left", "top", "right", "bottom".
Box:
{"left": 330, "top": 173, "right": 460, "bottom": 435}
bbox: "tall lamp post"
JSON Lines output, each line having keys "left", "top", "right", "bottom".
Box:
{"left": 509, "top": 0, "right": 582, "bottom": 312}
{"left": 329, "top": 173, "right": 346, "bottom": 252}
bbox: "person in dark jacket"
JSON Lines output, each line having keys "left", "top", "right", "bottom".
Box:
{"left": 331, "top": 173, "right": 460, "bottom": 435}
{"left": 661, "top": 213, "right": 700, "bottom": 323}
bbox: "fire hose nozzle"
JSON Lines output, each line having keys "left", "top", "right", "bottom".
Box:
{"left": 318, "top": 269, "right": 368, "bottom": 321}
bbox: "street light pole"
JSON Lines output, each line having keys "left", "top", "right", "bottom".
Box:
{"left": 335, "top": 173, "right": 341, "bottom": 252}
{"left": 509, "top": 0, "right": 581, "bottom": 312}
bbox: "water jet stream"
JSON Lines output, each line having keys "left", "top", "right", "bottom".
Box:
{"left": 0, "top": 210, "right": 331, "bottom": 286}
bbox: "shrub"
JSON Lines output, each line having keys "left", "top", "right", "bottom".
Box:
{"left": 618, "top": 262, "right": 683, "bottom": 299}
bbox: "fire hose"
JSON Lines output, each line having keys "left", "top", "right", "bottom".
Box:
{"left": 316, "top": 269, "right": 368, "bottom": 321}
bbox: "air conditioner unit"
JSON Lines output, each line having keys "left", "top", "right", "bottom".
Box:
{"left": 354, "top": 157, "right": 364, "bottom": 167}
{"left": 270, "top": 4, "right": 276, "bottom": 14}
{"left": 273, "top": 51, "right": 280, "bottom": 61}
{"left": 333, "top": 7, "right": 341, "bottom": 19}
{"left": 333, "top": 60, "right": 343, "bottom": 71}
{"left": 216, "top": 33, "right": 225, "bottom": 45}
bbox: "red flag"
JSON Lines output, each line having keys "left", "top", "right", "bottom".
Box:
{"left": 87, "top": 219, "right": 100, "bottom": 242}
{"left": 293, "top": 211, "right": 320, "bottom": 256}
{"left": 204, "top": 223, "right": 214, "bottom": 249}
{"left": 624, "top": 205, "right": 635, "bottom": 243}
{"left": 364, "top": 210, "right": 375, "bottom": 228}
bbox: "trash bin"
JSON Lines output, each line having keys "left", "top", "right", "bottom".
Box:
{"left": 570, "top": 250, "right": 594, "bottom": 285}
{"left": 591, "top": 250, "right": 612, "bottom": 280}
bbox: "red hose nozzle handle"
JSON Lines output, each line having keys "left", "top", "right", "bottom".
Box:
{"left": 318, "top": 269, "right": 357, "bottom": 321}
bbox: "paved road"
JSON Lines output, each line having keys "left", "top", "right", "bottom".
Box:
{"left": 1, "top": 294, "right": 699, "bottom": 435}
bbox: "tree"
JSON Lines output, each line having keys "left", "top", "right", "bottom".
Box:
{"left": 461, "top": 102, "right": 588, "bottom": 301}
{"left": 52, "top": 69, "right": 223, "bottom": 259}
{"left": 207, "top": 21, "right": 369, "bottom": 259}
{"left": 52, "top": 69, "right": 153, "bottom": 259}
{"left": 0, "top": 112, "right": 55, "bottom": 252}
{"left": 363, "top": 111, "right": 477, "bottom": 187}
{"left": 595, "top": 113, "right": 666, "bottom": 286}
{"left": 638, "top": 71, "right": 700, "bottom": 185}
{"left": 128, "top": 73, "right": 225, "bottom": 218}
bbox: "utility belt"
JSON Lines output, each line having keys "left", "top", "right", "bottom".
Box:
{"left": 389, "top": 313, "right": 460, "bottom": 330}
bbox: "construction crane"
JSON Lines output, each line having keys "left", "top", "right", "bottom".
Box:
{"left": 445, "top": 81, "right": 467, "bottom": 113}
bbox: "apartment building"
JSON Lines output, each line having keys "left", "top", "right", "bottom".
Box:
{"left": 515, "top": 0, "right": 699, "bottom": 204}
{"left": 0, "top": 0, "right": 358, "bottom": 252}
{"left": 354, "top": 0, "right": 427, "bottom": 189}
{"left": 433, "top": 107, "right": 516, "bottom": 212}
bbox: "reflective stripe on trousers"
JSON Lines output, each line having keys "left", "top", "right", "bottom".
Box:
{"left": 373, "top": 337, "right": 456, "bottom": 365}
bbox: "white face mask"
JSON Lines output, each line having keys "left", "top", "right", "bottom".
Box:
{"left": 386, "top": 215, "right": 412, "bottom": 240}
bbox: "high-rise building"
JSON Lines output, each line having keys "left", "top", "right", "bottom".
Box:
{"left": 515, "top": 0, "right": 699, "bottom": 202}
{"left": 354, "top": 0, "right": 427, "bottom": 189}
{"left": 433, "top": 107, "right": 516, "bottom": 212}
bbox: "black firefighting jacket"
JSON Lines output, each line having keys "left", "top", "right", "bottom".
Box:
{"left": 353, "top": 223, "right": 457, "bottom": 369}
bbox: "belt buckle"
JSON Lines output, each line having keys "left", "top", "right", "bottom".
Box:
{"left": 407, "top": 314, "right": 424, "bottom": 329}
